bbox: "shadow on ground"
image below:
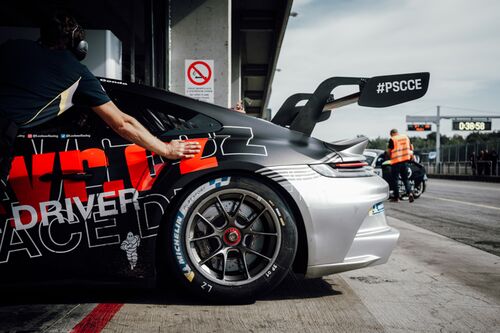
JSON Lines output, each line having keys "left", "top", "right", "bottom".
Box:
{"left": 0, "top": 273, "right": 341, "bottom": 307}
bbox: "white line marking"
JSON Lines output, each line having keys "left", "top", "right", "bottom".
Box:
{"left": 424, "top": 195, "right": 500, "bottom": 211}
{"left": 429, "top": 180, "right": 500, "bottom": 192}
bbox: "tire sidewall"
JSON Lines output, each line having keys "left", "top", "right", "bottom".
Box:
{"left": 165, "top": 175, "right": 297, "bottom": 302}
{"left": 413, "top": 180, "right": 425, "bottom": 198}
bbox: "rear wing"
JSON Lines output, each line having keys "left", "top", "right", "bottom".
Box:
{"left": 272, "top": 72, "right": 430, "bottom": 136}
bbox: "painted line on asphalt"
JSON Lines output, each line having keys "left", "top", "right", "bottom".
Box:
{"left": 71, "top": 303, "right": 123, "bottom": 333}
{"left": 429, "top": 180, "right": 500, "bottom": 192}
{"left": 424, "top": 195, "right": 500, "bottom": 211}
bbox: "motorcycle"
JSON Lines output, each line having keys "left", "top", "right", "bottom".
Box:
{"left": 382, "top": 160, "right": 427, "bottom": 200}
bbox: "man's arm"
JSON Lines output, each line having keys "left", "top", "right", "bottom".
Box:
{"left": 92, "top": 101, "right": 200, "bottom": 159}
{"left": 386, "top": 138, "right": 393, "bottom": 157}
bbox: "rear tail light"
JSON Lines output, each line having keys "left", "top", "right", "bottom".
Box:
{"left": 309, "top": 162, "right": 373, "bottom": 178}
{"left": 333, "top": 161, "right": 368, "bottom": 169}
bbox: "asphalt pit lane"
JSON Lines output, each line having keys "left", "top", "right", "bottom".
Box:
{"left": 474, "top": 240, "right": 500, "bottom": 248}
{"left": 348, "top": 275, "right": 397, "bottom": 284}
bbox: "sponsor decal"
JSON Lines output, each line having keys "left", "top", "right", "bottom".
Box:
{"left": 208, "top": 177, "right": 230, "bottom": 189}
{"left": 99, "top": 78, "right": 128, "bottom": 86}
{"left": 10, "top": 188, "right": 138, "bottom": 230}
{"left": 5, "top": 140, "right": 221, "bottom": 228}
{"left": 174, "top": 177, "right": 231, "bottom": 281}
{"left": 185, "top": 271, "right": 195, "bottom": 282}
{"left": 1, "top": 125, "right": 267, "bottom": 265}
{"left": 121, "top": 232, "right": 141, "bottom": 270}
{"left": 173, "top": 211, "right": 193, "bottom": 280}
{"left": 6, "top": 146, "right": 160, "bottom": 227}
{"left": 0, "top": 138, "right": 193, "bottom": 264}
{"left": 369, "top": 202, "right": 385, "bottom": 216}
{"left": 0, "top": 192, "right": 163, "bottom": 264}
{"left": 179, "top": 138, "right": 218, "bottom": 175}
{"left": 60, "top": 134, "right": 91, "bottom": 139}
{"left": 376, "top": 79, "right": 423, "bottom": 94}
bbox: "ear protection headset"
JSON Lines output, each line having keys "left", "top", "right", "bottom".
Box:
{"left": 70, "top": 24, "right": 88, "bottom": 61}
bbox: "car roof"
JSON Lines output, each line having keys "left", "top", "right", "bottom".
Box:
{"left": 97, "top": 77, "right": 293, "bottom": 137}
{"left": 363, "top": 151, "right": 378, "bottom": 157}
{"left": 364, "top": 148, "right": 384, "bottom": 155}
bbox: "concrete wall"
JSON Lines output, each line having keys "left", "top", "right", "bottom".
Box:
{"left": 0, "top": 27, "right": 122, "bottom": 80}
{"left": 231, "top": 12, "right": 242, "bottom": 109}
{"left": 170, "top": 0, "right": 232, "bottom": 108}
{"left": 83, "top": 30, "right": 122, "bottom": 80}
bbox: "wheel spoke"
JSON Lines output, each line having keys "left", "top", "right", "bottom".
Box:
{"left": 245, "top": 208, "right": 268, "bottom": 230}
{"left": 247, "top": 231, "right": 278, "bottom": 237}
{"left": 196, "top": 213, "right": 219, "bottom": 231}
{"left": 221, "top": 249, "right": 228, "bottom": 281}
{"left": 189, "top": 233, "right": 218, "bottom": 242}
{"left": 233, "top": 194, "right": 246, "bottom": 217}
{"left": 216, "top": 196, "right": 232, "bottom": 226}
{"left": 239, "top": 248, "right": 251, "bottom": 279}
{"left": 244, "top": 247, "right": 271, "bottom": 261}
{"left": 198, "top": 246, "right": 224, "bottom": 266}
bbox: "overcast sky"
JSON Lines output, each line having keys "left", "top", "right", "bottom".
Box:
{"left": 268, "top": 0, "right": 500, "bottom": 141}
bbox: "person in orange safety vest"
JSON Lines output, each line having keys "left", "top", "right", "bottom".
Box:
{"left": 386, "top": 128, "right": 414, "bottom": 203}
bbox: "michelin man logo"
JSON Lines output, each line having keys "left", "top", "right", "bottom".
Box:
{"left": 121, "top": 232, "right": 140, "bottom": 270}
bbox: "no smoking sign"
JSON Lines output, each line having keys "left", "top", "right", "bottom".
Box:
{"left": 187, "top": 61, "right": 212, "bottom": 86}
{"left": 185, "top": 59, "right": 214, "bottom": 103}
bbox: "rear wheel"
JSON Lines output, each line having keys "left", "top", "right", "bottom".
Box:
{"left": 163, "top": 176, "right": 297, "bottom": 302}
{"left": 413, "top": 180, "right": 425, "bottom": 198}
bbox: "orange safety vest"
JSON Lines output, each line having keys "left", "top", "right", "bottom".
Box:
{"left": 389, "top": 134, "right": 412, "bottom": 164}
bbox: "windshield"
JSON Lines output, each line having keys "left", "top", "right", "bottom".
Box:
{"left": 363, "top": 154, "right": 375, "bottom": 166}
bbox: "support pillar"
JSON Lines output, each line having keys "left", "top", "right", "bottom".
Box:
{"left": 436, "top": 105, "right": 441, "bottom": 173}
{"left": 170, "top": 0, "right": 232, "bottom": 107}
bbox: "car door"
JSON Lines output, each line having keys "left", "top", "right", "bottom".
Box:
{"left": 0, "top": 107, "right": 112, "bottom": 283}
{"left": 0, "top": 87, "right": 223, "bottom": 285}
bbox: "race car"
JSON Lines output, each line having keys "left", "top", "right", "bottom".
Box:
{"left": 0, "top": 72, "right": 429, "bottom": 301}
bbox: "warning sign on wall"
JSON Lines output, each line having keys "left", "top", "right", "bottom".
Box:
{"left": 185, "top": 59, "right": 214, "bottom": 103}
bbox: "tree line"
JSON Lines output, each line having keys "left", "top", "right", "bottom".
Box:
{"left": 366, "top": 131, "right": 500, "bottom": 150}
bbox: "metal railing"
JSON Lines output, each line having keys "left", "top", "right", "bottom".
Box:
{"left": 423, "top": 161, "right": 499, "bottom": 176}
{"left": 418, "top": 141, "right": 499, "bottom": 176}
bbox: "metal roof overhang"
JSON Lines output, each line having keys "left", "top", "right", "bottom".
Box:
{"left": 236, "top": 0, "right": 293, "bottom": 118}
{"left": 1, "top": 0, "right": 293, "bottom": 118}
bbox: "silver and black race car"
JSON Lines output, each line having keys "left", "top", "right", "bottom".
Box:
{"left": 0, "top": 72, "right": 429, "bottom": 301}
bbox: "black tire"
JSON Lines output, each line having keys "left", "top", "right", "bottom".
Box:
{"left": 398, "top": 179, "right": 410, "bottom": 200}
{"left": 413, "top": 180, "right": 425, "bottom": 198}
{"left": 162, "top": 175, "right": 297, "bottom": 303}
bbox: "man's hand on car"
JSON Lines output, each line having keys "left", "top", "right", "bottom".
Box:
{"left": 163, "top": 140, "right": 201, "bottom": 160}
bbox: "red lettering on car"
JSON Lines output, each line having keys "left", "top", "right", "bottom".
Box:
{"left": 125, "top": 144, "right": 163, "bottom": 191}
{"left": 179, "top": 138, "right": 218, "bottom": 174}
{"left": 8, "top": 153, "right": 56, "bottom": 226}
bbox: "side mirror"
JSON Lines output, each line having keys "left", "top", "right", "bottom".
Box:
{"left": 358, "top": 72, "right": 430, "bottom": 108}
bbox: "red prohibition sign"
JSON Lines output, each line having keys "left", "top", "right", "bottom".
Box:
{"left": 187, "top": 61, "right": 212, "bottom": 86}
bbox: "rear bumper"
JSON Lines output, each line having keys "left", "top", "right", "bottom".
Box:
{"left": 257, "top": 165, "right": 399, "bottom": 278}
{"left": 305, "top": 225, "right": 399, "bottom": 278}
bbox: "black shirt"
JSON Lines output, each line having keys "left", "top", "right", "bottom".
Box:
{"left": 388, "top": 138, "right": 394, "bottom": 149}
{"left": 0, "top": 39, "right": 110, "bottom": 128}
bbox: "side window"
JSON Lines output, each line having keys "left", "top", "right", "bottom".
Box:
{"left": 110, "top": 90, "right": 221, "bottom": 136}
{"left": 364, "top": 155, "right": 375, "bottom": 166}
